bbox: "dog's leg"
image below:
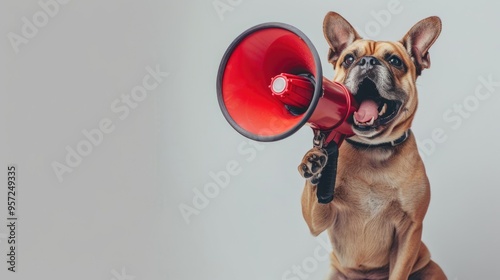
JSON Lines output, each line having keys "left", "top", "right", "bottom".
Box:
{"left": 389, "top": 221, "right": 426, "bottom": 280}
{"left": 298, "top": 148, "right": 336, "bottom": 236}
{"left": 409, "top": 260, "right": 447, "bottom": 280}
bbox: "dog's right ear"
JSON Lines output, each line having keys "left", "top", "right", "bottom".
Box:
{"left": 323, "top": 12, "right": 362, "bottom": 68}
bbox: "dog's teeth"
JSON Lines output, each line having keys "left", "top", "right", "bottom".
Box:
{"left": 378, "top": 103, "right": 387, "bottom": 116}
{"left": 354, "top": 116, "right": 375, "bottom": 126}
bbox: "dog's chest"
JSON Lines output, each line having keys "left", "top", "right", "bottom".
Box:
{"left": 338, "top": 181, "right": 399, "bottom": 217}
{"left": 365, "top": 189, "right": 384, "bottom": 213}
{"left": 362, "top": 187, "right": 391, "bottom": 216}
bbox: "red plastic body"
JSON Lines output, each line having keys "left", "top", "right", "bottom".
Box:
{"left": 310, "top": 78, "right": 358, "bottom": 144}
{"left": 268, "top": 73, "right": 358, "bottom": 144}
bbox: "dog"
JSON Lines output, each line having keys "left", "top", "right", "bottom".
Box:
{"left": 298, "top": 12, "right": 446, "bottom": 280}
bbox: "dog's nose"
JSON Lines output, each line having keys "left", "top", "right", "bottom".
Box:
{"left": 357, "top": 56, "right": 381, "bottom": 70}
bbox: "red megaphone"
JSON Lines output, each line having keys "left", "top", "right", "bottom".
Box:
{"left": 216, "top": 23, "right": 359, "bottom": 203}
{"left": 217, "top": 22, "right": 358, "bottom": 146}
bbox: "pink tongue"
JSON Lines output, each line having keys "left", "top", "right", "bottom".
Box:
{"left": 354, "top": 100, "right": 379, "bottom": 123}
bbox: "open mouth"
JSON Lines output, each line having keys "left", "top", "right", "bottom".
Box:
{"left": 352, "top": 78, "right": 402, "bottom": 131}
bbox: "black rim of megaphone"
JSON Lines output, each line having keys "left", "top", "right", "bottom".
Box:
{"left": 216, "top": 22, "right": 323, "bottom": 142}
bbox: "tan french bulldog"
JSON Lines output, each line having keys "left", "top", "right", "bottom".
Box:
{"left": 298, "top": 12, "right": 446, "bottom": 280}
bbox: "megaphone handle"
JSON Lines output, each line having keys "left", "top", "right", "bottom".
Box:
{"left": 316, "top": 141, "right": 339, "bottom": 204}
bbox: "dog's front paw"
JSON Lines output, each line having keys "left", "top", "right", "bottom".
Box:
{"left": 298, "top": 147, "right": 328, "bottom": 185}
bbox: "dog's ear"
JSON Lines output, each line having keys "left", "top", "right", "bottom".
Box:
{"left": 323, "top": 12, "right": 361, "bottom": 68}
{"left": 400, "top": 16, "right": 442, "bottom": 75}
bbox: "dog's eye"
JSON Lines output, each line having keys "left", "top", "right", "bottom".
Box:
{"left": 388, "top": 56, "right": 403, "bottom": 67}
{"left": 343, "top": 54, "right": 355, "bottom": 67}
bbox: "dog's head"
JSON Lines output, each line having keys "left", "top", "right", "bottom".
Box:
{"left": 323, "top": 12, "right": 441, "bottom": 144}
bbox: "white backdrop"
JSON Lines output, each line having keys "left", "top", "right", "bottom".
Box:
{"left": 1, "top": 0, "right": 499, "bottom": 279}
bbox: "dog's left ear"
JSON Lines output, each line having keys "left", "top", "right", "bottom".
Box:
{"left": 400, "top": 16, "right": 442, "bottom": 75}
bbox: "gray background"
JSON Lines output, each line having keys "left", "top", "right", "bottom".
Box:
{"left": 1, "top": 0, "right": 499, "bottom": 279}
